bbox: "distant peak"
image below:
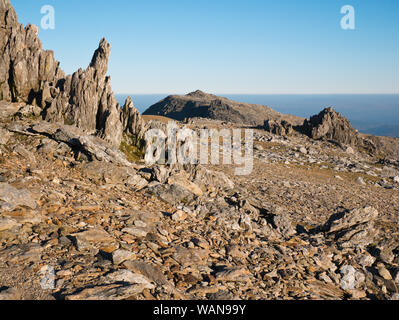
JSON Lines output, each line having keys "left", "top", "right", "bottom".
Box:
{"left": 187, "top": 90, "right": 208, "bottom": 97}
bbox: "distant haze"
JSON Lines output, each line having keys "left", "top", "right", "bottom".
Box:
{"left": 116, "top": 94, "right": 399, "bottom": 138}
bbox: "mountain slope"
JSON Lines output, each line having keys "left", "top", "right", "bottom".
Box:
{"left": 143, "top": 90, "right": 304, "bottom": 126}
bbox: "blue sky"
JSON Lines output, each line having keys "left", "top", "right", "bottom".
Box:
{"left": 11, "top": 0, "right": 399, "bottom": 94}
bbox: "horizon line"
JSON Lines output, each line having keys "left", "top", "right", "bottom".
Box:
{"left": 116, "top": 92, "right": 399, "bottom": 96}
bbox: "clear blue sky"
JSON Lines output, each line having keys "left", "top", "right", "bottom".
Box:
{"left": 11, "top": 0, "right": 399, "bottom": 94}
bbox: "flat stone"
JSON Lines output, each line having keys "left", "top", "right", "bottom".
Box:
{"left": 0, "top": 287, "right": 22, "bottom": 300}
{"left": 112, "top": 249, "right": 135, "bottom": 265}
{"left": 215, "top": 266, "right": 251, "bottom": 282}
{"left": 65, "top": 283, "right": 150, "bottom": 300}
{"left": 71, "top": 228, "right": 119, "bottom": 252}
{"left": 0, "top": 216, "right": 21, "bottom": 232}
{"left": 122, "top": 227, "right": 148, "bottom": 238}
{"left": 0, "top": 183, "right": 37, "bottom": 211}
{"left": 104, "top": 270, "right": 154, "bottom": 289}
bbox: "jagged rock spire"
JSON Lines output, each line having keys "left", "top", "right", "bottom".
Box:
{"left": 0, "top": 1, "right": 144, "bottom": 148}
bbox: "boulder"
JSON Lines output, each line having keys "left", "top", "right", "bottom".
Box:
{"left": 324, "top": 207, "right": 379, "bottom": 249}
{"left": 264, "top": 119, "right": 293, "bottom": 136}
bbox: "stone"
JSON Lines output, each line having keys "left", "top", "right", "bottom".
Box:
{"left": 0, "top": 128, "right": 11, "bottom": 145}
{"left": 340, "top": 265, "right": 365, "bottom": 291}
{"left": 299, "top": 147, "right": 308, "bottom": 155}
{"left": 355, "top": 254, "right": 376, "bottom": 268}
{"left": 393, "top": 176, "right": 399, "bottom": 184}
{"left": 66, "top": 283, "right": 150, "bottom": 300}
{"left": 172, "top": 210, "right": 188, "bottom": 222}
{"left": 0, "top": 183, "right": 37, "bottom": 211}
{"left": 265, "top": 120, "right": 293, "bottom": 136}
{"left": 324, "top": 207, "right": 378, "bottom": 249}
{"left": 0, "top": 216, "right": 21, "bottom": 231}
{"left": 112, "top": 249, "right": 135, "bottom": 265}
{"left": 168, "top": 173, "right": 203, "bottom": 197}
{"left": 104, "top": 270, "right": 154, "bottom": 289}
{"left": 148, "top": 183, "right": 195, "bottom": 205}
{"left": 377, "top": 263, "right": 392, "bottom": 281}
{"left": 71, "top": 228, "right": 118, "bottom": 252}
{"left": 345, "top": 146, "right": 355, "bottom": 154}
{"left": 273, "top": 213, "right": 296, "bottom": 238}
{"left": 356, "top": 177, "right": 366, "bottom": 185}
{"left": 326, "top": 207, "right": 378, "bottom": 233}
{"left": 172, "top": 246, "right": 208, "bottom": 267}
{"left": 215, "top": 266, "right": 251, "bottom": 282}
{"left": 301, "top": 108, "right": 361, "bottom": 146}
{"left": 0, "top": 287, "right": 22, "bottom": 300}
{"left": 125, "top": 175, "right": 148, "bottom": 190}
{"left": 30, "top": 123, "right": 131, "bottom": 166}
{"left": 122, "top": 227, "right": 148, "bottom": 238}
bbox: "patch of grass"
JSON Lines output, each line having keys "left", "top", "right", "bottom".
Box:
{"left": 119, "top": 139, "right": 145, "bottom": 163}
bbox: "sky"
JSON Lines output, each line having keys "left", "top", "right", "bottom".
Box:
{"left": 11, "top": 0, "right": 399, "bottom": 94}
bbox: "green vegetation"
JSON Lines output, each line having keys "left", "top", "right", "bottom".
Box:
{"left": 119, "top": 135, "right": 145, "bottom": 163}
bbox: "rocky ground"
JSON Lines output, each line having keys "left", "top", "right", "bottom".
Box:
{"left": 1, "top": 105, "right": 399, "bottom": 301}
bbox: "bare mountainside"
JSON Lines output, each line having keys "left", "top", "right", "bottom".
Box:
{"left": 143, "top": 90, "right": 304, "bottom": 126}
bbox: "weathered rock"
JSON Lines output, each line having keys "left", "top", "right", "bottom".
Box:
{"left": 301, "top": 108, "right": 361, "bottom": 146}
{"left": 272, "top": 213, "right": 296, "bottom": 238}
{"left": 122, "top": 96, "right": 145, "bottom": 140}
{"left": 0, "top": 128, "right": 11, "bottom": 145}
{"left": 168, "top": 172, "right": 203, "bottom": 197}
{"left": 66, "top": 283, "right": 150, "bottom": 300}
{"left": 71, "top": 228, "right": 119, "bottom": 253}
{"left": 0, "top": 0, "right": 64, "bottom": 104}
{"left": 215, "top": 266, "right": 251, "bottom": 282}
{"left": 0, "top": 216, "right": 21, "bottom": 231}
{"left": 340, "top": 265, "right": 365, "bottom": 291}
{"left": 0, "top": 182, "right": 37, "bottom": 211}
{"left": 104, "top": 270, "right": 154, "bottom": 289}
{"left": 265, "top": 119, "right": 293, "bottom": 136}
{"left": 326, "top": 207, "right": 378, "bottom": 233}
{"left": 112, "top": 249, "right": 135, "bottom": 266}
{"left": 1, "top": 1, "right": 144, "bottom": 149}
{"left": 324, "top": 207, "right": 379, "bottom": 249}
{"left": 147, "top": 183, "right": 196, "bottom": 205}
{"left": 0, "top": 287, "right": 22, "bottom": 300}
{"left": 30, "top": 122, "right": 131, "bottom": 166}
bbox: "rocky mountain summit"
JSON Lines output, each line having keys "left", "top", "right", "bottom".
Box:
{"left": 143, "top": 90, "right": 304, "bottom": 127}
{"left": 1, "top": 0, "right": 399, "bottom": 301}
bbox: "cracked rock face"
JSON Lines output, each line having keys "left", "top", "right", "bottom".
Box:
{"left": 0, "top": 0, "right": 144, "bottom": 148}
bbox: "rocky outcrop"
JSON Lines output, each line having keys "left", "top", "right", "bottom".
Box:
{"left": 143, "top": 90, "right": 304, "bottom": 127}
{"left": 264, "top": 119, "right": 293, "bottom": 136}
{"left": 301, "top": 108, "right": 360, "bottom": 146}
{"left": 301, "top": 107, "right": 377, "bottom": 153}
{"left": 0, "top": 0, "right": 64, "bottom": 104}
{"left": 0, "top": 0, "right": 144, "bottom": 148}
{"left": 323, "top": 207, "right": 379, "bottom": 249}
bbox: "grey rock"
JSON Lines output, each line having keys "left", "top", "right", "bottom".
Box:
{"left": 340, "top": 265, "right": 365, "bottom": 291}
{"left": 0, "top": 182, "right": 37, "bottom": 211}
{"left": 324, "top": 207, "right": 378, "bottom": 249}
{"left": 264, "top": 119, "right": 294, "bottom": 136}
{"left": 0, "top": 128, "right": 11, "bottom": 145}
{"left": 273, "top": 213, "right": 296, "bottom": 238}
{"left": 66, "top": 283, "right": 151, "bottom": 300}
